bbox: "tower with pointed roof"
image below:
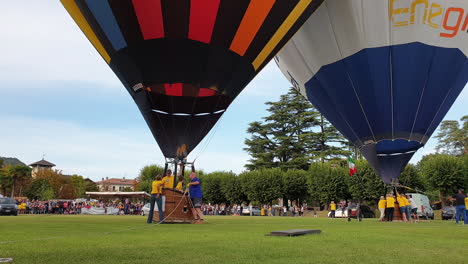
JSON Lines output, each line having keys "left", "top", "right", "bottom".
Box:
{"left": 29, "top": 159, "right": 56, "bottom": 178}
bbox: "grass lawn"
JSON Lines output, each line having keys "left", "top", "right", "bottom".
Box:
{"left": 0, "top": 215, "right": 467, "bottom": 264}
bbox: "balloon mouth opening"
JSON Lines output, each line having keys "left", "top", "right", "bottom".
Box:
{"left": 146, "top": 83, "right": 219, "bottom": 97}
{"left": 375, "top": 139, "right": 422, "bottom": 156}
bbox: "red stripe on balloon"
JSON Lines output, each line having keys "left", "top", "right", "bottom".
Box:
{"left": 132, "top": 0, "right": 164, "bottom": 40}
{"left": 189, "top": 0, "right": 220, "bottom": 43}
{"left": 164, "top": 83, "right": 183, "bottom": 96}
{"left": 198, "top": 88, "right": 216, "bottom": 97}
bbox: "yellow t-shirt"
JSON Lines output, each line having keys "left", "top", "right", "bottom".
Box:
{"left": 397, "top": 196, "right": 406, "bottom": 207}
{"left": 175, "top": 181, "right": 183, "bottom": 191}
{"left": 378, "top": 200, "right": 387, "bottom": 209}
{"left": 402, "top": 197, "right": 410, "bottom": 206}
{"left": 151, "top": 180, "right": 163, "bottom": 194}
{"left": 162, "top": 175, "right": 174, "bottom": 189}
{"left": 465, "top": 197, "right": 468, "bottom": 208}
{"left": 330, "top": 203, "right": 336, "bottom": 210}
{"left": 386, "top": 197, "right": 395, "bottom": 208}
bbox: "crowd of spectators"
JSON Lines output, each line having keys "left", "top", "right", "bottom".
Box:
{"left": 201, "top": 204, "right": 307, "bottom": 217}
{"left": 14, "top": 199, "right": 146, "bottom": 215}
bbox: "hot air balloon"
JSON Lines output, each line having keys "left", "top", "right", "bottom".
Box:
{"left": 60, "top": 0, "right": 324, "bottom": 166}
{"left": 276, "top": 0, "right": 468, "bottom": 183}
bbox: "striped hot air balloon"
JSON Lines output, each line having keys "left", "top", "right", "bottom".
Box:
{"left": 61, "top": 0, "right": 324, "bottom": 160}
{"left": 276, "top": 0, "right": 468, "bottom": 183}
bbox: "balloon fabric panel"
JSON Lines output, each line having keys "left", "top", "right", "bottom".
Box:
{"left": 61, "top": 0, "right": 324, "bottom": 158}
{"left": 276, "top": 0, "right": 468, "bottom": 183}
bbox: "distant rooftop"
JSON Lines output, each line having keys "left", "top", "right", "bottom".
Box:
{"left": 96, "top": 178, "right": 135, "bottom": 186}
{"left": 29, "top": 159, "right": 56, "bottom": 167}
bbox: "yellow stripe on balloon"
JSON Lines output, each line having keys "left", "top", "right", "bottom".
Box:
{"left": 60, "top": 0, "right": 111, "bottom": 63}
{"left": 252, "top": 0, "right": 312, "bottom": 70}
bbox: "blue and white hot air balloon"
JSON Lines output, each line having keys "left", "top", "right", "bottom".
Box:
{"left": 276, "top": 0, "right": 468, "bottom": 183}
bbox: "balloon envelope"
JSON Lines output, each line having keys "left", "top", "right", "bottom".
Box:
{"left": 61, "top": 0, "right": 324, "bottom": 159}
{"left": 276, "top": 0, "right": 468, "bottom": 183}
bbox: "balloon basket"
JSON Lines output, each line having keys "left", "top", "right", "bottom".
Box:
{"left": 384, "top": 203, "right": 404, "bottom": 222}
{"left": 153, "top": 189, "right": 198, "bottom": 224}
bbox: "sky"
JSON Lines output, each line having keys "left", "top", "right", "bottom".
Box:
{"left": 0, "top": 1, "right": 466, "bottom": 181}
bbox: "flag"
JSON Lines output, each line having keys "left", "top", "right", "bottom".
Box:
{"left": 348, "top": 157, "right": 357, "bottom": 176}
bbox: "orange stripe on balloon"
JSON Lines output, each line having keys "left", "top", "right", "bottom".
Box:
{"left": 229, "top": 0, "right": 275, "bottom": 56}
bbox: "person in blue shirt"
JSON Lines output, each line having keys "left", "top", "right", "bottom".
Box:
{"left": 187, "top": 171, "right": 203, "bottom": 221}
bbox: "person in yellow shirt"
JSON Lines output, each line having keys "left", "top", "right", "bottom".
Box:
{"left": 162, "top": 169, "right": 175, "bottom": 189}
{"left": 378, "top": 196, "right": 386, "bottom": 221}
{"left": 396, "top": 191, "right": 408, "bottom": 222}
{"left": 147, "top": 175, "right": 163, "bottom": 224}
{"left": 175, "top": 175, "right": 184, "bottom": 192}
{"left": 385, "top": 194, "right": 395, "bottom": 222}
{"left": 329, "top": 201, "right": 337, "bottom": 218}
{"left": 465, "top": 193, "right": 468, "bottom": 210}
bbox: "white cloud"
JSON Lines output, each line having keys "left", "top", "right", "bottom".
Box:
{"left": 0, "top": 114, "right": 250, "bottom": 181}
{"left": 0, "top": 115, "right": 162, "bottom": 181}
{"left": 0, "top": 1, "right": 118, "bottom": 85}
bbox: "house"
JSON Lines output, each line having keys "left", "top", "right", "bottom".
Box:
{"left": 95, "top": 177, "right": 135, "bottom": 192}
{"left": 28, "top": 159, "right": 56, "bottom": 178}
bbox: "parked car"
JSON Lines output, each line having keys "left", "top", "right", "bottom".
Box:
{"left": 328, "top": 208, "right": 348, "bottom": 218}
{"left": 140, "top": 201, "right": 164, "bottom": 216}
{"left": 328, "top": 205, "right": 375, "bottom": 219}
{"left": 441, "top": 206, "right": 456, "bottom": 220}
{"left": 0, "top": 198, "right": 18, "bottom": 216}
{"left": 242, "top": 206, "right": 261, "bottom": 216}
{"left": 406, "top": 193, "right": 434, "bottom": 219}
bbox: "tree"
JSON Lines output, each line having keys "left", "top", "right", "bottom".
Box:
{"left": 34, "top": 169, "right": 64, "bottom": 198}
{"left": 346, "top": 160, "right": 385, "bottom": 204}
{"left": 25, "top": 178, "right": 55, "bottom": 201}
{"left": 282, "top": 170, "right": 308, "bottom": 205}
{"left": 135, "top": 165, "right": 166, "bottom": 193}
{"left": 419, "top": 154, "right": 467, "bottom": 206}
{"left": 0, "top": 166, "right": 12, "bottom": 195}
{"left": 239, "top": 168, "right": 283, "bottom": 205}
{"left": 200, "top": 172, "right": 227, "bottom": 205}
{"left": 244, "top": 88, "right": 350, "bottom": 170}
{"left": 7, "top": 165, "right": 32, "bottom": 197}
{"left": 307, "top": 162, "right": 349, "bottom": 208}
{"left": 220, "top": 172, "right": 248, "bottom": 205}
{"left": 434, "top": 115, "right": 467, "bottom": 155}
{"left": 398, "top": 164, "right": 426, "bottom": 191}
{"left": 244, "top": 88, "right": 320, "bottom": 170}
{"left": 71, "top": 175, "right": 86, "bottom": 197}
{"left": 306, "top": 114, "right": 351, "bottom": 163}
{"left": 85, "top": 180, "right": 98, "bottom": 192}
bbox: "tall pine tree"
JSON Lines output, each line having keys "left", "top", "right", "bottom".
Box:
{"left": 244, "top": 88, "right": 350, "bottom": 170}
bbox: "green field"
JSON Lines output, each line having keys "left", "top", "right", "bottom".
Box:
{"left": 0, "top": 215, "right": 467, "bottom": 264}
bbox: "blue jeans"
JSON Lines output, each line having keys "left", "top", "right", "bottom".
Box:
{"left": 406, "top": 206, "right": 412, "bottom": 220}
{"left": 455, "top": 205, "right": 467, "bottom": 224}
{"left": 148, "top": 194, "right": 164, "bottom": 224}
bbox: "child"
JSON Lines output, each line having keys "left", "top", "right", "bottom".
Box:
{"left": 175, "top": 175, "right": 184, "bottom": 192}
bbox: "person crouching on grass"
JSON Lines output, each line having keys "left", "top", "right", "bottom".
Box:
{"left": 147, "top": 175, "right": 163, "bottom": 224}
{"left": 187, "top": 171, "right": 204, "bottom": 222}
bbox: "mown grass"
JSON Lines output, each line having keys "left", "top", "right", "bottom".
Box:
{"left": 0, "top": 215, "right": 466, "bottom": 264}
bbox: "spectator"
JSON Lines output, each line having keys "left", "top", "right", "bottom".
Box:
{"left": 378, "top": 196, "right": 386, "bottom": 221}
{"left": 385, "top": 193, "right": 395, "bottom": 222}
{"left": 329, "top": 201, "right": 336, "bottom": 218}
{"left": 451, "top": 189, "right": 467, "bottom": 225}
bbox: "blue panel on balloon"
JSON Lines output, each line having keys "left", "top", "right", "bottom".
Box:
{"left": 304, "top": 42, "right": 467, "bottom": 182}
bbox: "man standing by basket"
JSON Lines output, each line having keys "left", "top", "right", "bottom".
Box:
{"left": 187, "top": 171, "right": 204, "bottom": 222}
